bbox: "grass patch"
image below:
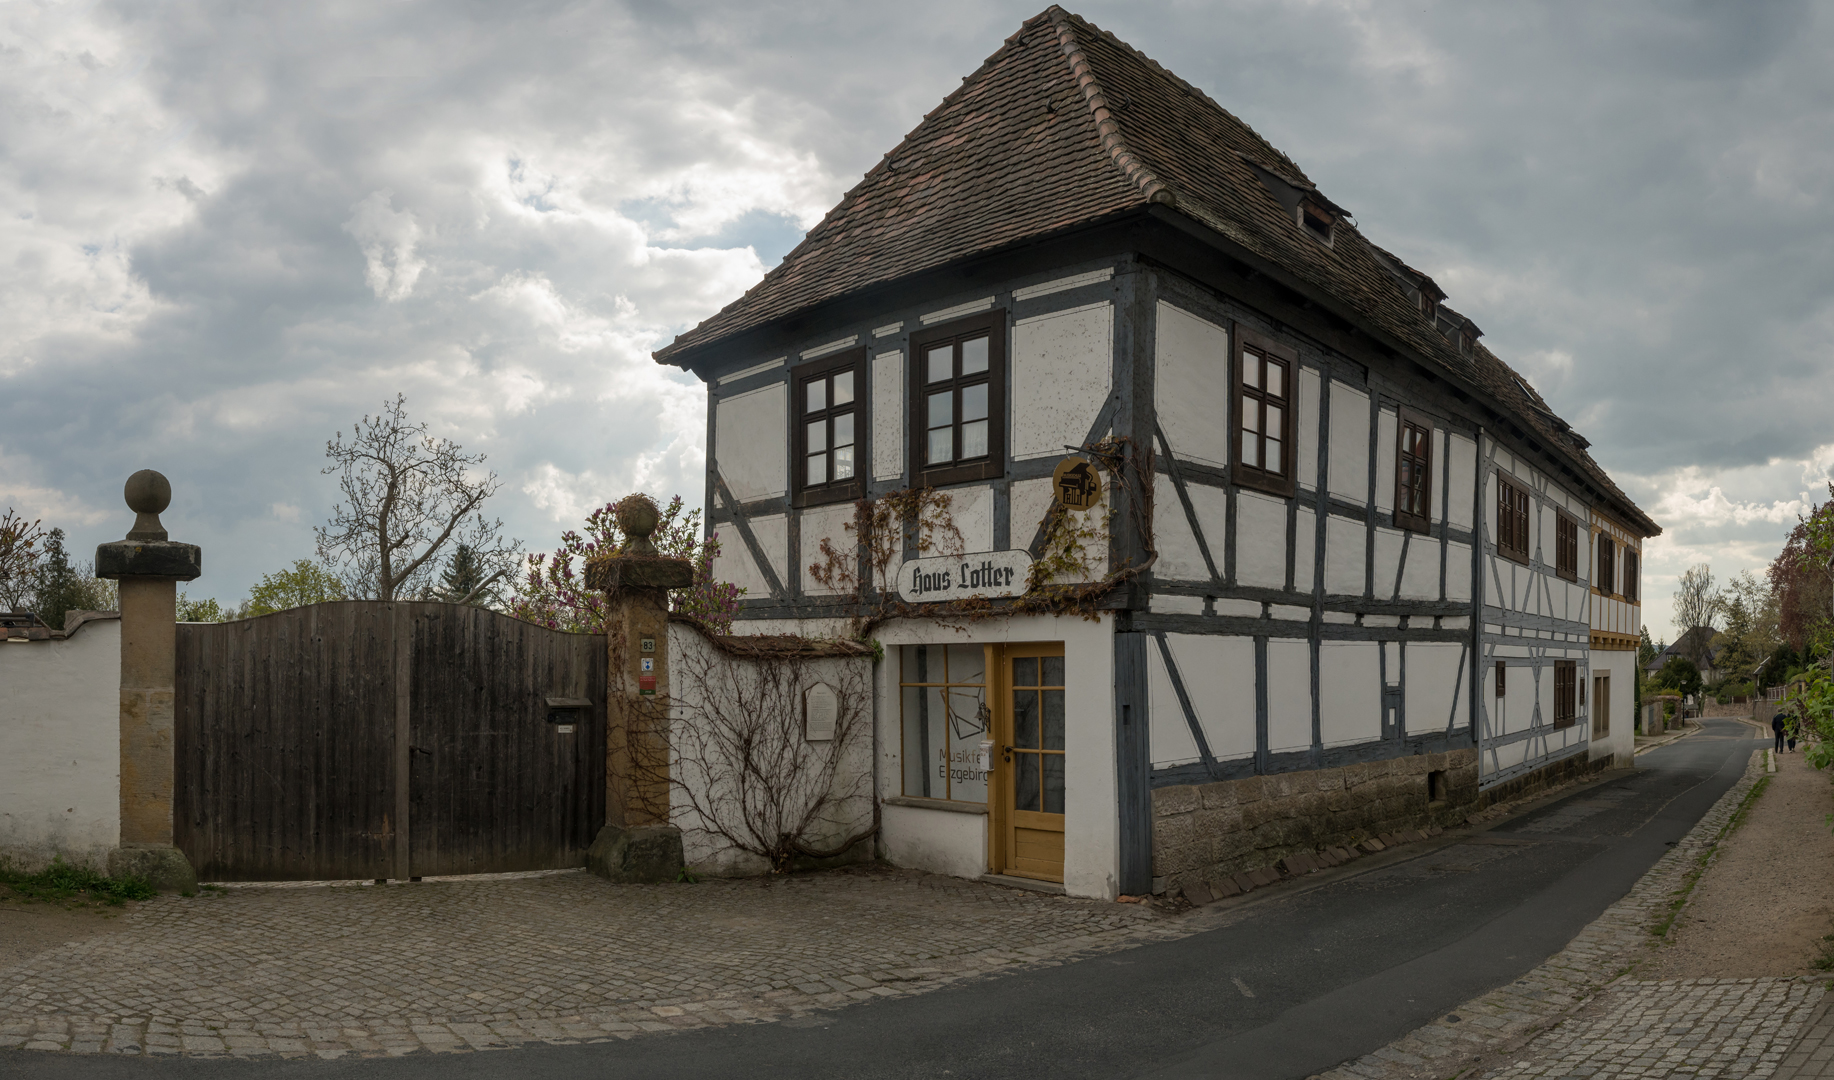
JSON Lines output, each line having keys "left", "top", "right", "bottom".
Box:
{"left": 1652, "top": 775, "right": 1772, "bottom": 940}
{"left": 0, "top": 858, "right": 155, "bottom": 907}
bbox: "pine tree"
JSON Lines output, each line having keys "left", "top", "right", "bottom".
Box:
{"left": 30, "top": 529, "right": 117, "bottom": 630}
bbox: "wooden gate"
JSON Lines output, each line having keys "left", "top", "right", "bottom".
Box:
{"left": 174, "top": 601, "right": 606, "bottom": 881}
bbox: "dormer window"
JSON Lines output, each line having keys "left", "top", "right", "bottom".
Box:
{"left": 1419, "top": 293, "right": 1437, "bottom": 321}
{"left": 1300, "top": 200, "right": 1334, "bottom": 245}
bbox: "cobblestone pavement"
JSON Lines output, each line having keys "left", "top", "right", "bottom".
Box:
{"left": 1314, "top": 746, "right": 1813, "bottom": 1080}
{"left": 0, "top": 866, "right": 1176, "bottom": 1058}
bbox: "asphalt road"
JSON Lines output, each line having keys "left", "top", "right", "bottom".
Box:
{"left": 9, "top": 718, "right": 1762, "bottom": 1080}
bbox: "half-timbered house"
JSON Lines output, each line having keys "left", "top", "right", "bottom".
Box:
{"left": 654, "top": 7, "right": 1659, "bottom": 899}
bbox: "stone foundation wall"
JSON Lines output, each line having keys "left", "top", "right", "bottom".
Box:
{"left": 1151, "top": 747, "right": 1612, "bottom": 897}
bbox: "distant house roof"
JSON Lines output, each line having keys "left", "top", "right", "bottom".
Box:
{"left": 1646, "top": 626, "right": 1720, "bottom": 672}
{"left": 652, "top": 5, "right": 1657, "bottom": 537}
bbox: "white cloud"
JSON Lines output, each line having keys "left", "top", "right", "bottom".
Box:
{"left": 344, "top": 191, "right": 427, "bottom": 302}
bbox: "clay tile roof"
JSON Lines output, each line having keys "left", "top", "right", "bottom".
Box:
{"left": 653, "top": 6, "right": 1656, "bottom": 536}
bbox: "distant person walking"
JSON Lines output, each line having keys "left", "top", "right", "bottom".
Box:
{"left": 1773, "top": 711, "right": 1789, "bottom": 754}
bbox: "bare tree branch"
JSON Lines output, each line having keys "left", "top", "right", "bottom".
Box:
{"left": 314, "top": 394, "right": 520, "bottom": 601}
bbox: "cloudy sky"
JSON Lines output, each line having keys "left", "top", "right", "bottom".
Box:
{"left": 5, "top": 0, "right": 1830, "bottom": 639}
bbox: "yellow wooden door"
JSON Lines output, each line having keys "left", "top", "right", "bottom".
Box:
{"left": 995, "top": 644, "right": 1066, "bottom": 882}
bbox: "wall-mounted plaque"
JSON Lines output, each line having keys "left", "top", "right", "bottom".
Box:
{"left": 805, "top": 683, "right": 838, "bottom": 742}
{"left": 896, "top": 550, "right": 1034, "bottom": 604}
{"left": 1052, "top": 456, "right": 1102, "bottom": 511}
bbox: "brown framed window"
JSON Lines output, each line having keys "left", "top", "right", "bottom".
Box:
{"left": 1232, "top": 328, "right": 1298, "bottom": 497}
{"left": 1554, "top": 660, "right": 1577, "bottom": 728}
{"left": 1394, "top": 408, "right": 1434, "bottom": 533}
{"left": 1497, "top": 477, "right": 1530, "bottom": 564}
{"left": 1623, "top": 548, "right": 1639, "bottom": 601}
{"left": 909, "top": 311, "right": 1005, "bottom": 488}
{"left": 792, "top": 348, "right": 866, "bottom": 507}
{"left": 1495, "top": 660, "right": 1506, "bottom": 698}
{"left": 1555, "top": 513, "right": 1578, "bottom": 581}
{"left": 1596, "top": 535, "right": 1617, "bottom": 597}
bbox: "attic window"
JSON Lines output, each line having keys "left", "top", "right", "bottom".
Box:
{"left": 1419, "top": 294, "right": 1437, "bottom": 321}
{"left": 1300, "top": 201, "right": 1334, "bottom": 244}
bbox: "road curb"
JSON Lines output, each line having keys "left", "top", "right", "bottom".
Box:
{"left": 1309, "top": 742, "right": 1769, "bottom": 1080}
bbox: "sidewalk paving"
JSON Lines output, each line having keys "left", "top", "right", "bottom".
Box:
{"left": 1314, "top": 744, "right": 1832, "bottom": 1080}
{"left": 0, "top": 865, "right": 1183, "bottom": 1058}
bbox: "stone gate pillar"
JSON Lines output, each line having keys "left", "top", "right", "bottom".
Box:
{"left": 582, "top": 494, "right": 691, "bottom": 883}
{"left": 96, "top": 469, "right": 201, "bottom": 893}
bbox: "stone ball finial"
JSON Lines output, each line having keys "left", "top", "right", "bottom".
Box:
{"left": 124, "top": 469, "right": 172, "bottom": 541}
{"left": 615, "top": 494, "right": 662, "bottom": 556}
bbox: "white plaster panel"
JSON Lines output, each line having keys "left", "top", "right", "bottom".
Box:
{"left": 872, "top": 350, "right": 904, "bottom": 481}
{"left": 1166, "top": 634, "right": 1257, "bottom": 760}
{"left": 1189, "top": 483, "right": 1228, "bottom": 566}
{"left": 1151, "top": 594, "right": 1205, "bottom": 615}
{"left": 1216, "top": 599, "right": 1261, "bottom": 617}
{"left": 948, "top": 485, "right": 994, "bottom": 554}
{"left": 1294, "top": 506, "right": 1316, "bottom": 591}
{"left": 1447, "top": 434, "right": 1476, "bottom": 529}
{"left": 1319, "top": 641, "right": 1380, "bottom": 747}
{"left": 881, "top": 804, "right": 988, "bottom": 881}
{"left": 749, "top": 514, "right": 789, "bottom": 592}
{"left": 1325, "top": 515, "right": 1365, "bottom": 596}
{"left": 710, "top": 525, "right": 769, "bottom": 599}
{"left": 1446, "top": 542, "right": 1473, "bottom": 602}
{"left": 1267, "top": 638, "right": 1313, "bottom": 753}
{"left": 0, "top": 619, "right": 120, "bottom": 870}
{"left": 1328, "top": 382, "right": 1370, "bottom": 502}
{"left": 1374, "top": 408, "right": 1398, "bottom": 513}
{"left": 1398, "top": 533, "right": 1440, "bottom": 601}
{"left": 1405, "top": 643, "right": 1467, "bottom": 736}
{"left": 1235, "top": 491, "right": 1288, "bottom": 589}
{"left": 1012, "top": 302, "right": 1113, "bottom": 460}
{"left": 1148, "top": 644, "right": 1202, "bottom": 769}
{"left": 799, "top": 504, "right": 857, "bottom": 596}
{"left": 1009, "top": 478, "right": 1055, "bottom": 553}
{"left": 1298, "top": 367, "right": 1321, "bottom": 491}
{"left": 714, "top": 383, "right": 787, "bottom": 501}
{"left": 1154, "top": 302, "right": 1230, "bottom": 470}
{"left": 1373, "top": 527, "right": 1405, "bottom": 599}
{"left": 1153, "top": 475, "right": 1209, "bottom": 582}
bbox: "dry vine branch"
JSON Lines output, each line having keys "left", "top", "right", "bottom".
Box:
{"left": 640, "top": 638, "right": 876, "bottom": 873}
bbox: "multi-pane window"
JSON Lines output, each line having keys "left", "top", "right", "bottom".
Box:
{"left": 1234, "top": 330, "right": 1297, "bottom": 497}
{"left": 1596, "top": 535, "right": 1617, "bottom": 597}
{"left": 1624, "top": 549, "right": 1640, "bottom": 602}
{"left": 910, "top": 311, "right": 1005, "bottom": 487}
{"left": 1497, "top": 477, "right": 1530, "bottom": 563}
{"left": 1593, "top": 675, "right": 1610, "bottom": 737}
{"left": 1555, "top": 513, "right": 1579, "bottom": 581}
{"left": 1495, "top": 660, "right": 1506, "bottom": 698}
{"left": 1010, "top": 654, "right": 1066, "bottom": 816}
{"left": 1395, "top": 409, "right": 1434, "bottom": 533}
{"left": 791, "top": 349, "right": 865, "bottom": 507}
{"left": 1554, "top": 660, "right": 1577, "bottom": 728}
{"left": 899, "top": 645, "right": 989, "bottom": 804}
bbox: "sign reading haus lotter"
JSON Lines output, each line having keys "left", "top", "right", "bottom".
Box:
{"left": 898, "top": 550, "right": 1034, "bottom": 603}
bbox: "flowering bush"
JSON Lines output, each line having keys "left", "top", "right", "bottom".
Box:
{"left": 509, "top": 495, "right": 743, "bottom": 634}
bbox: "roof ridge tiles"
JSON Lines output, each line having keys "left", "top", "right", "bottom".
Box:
{"left": 1046, "top": 7, "right": 1175, "bottom": 207}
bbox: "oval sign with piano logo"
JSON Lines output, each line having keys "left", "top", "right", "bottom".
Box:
{"left": 1052, "top": 456, "right": 1103, "bottom": 512}
{"left": 898, "top": 550, "right": 1034, "bottom": 603}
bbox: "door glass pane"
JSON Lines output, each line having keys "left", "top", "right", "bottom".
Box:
{"left": 833, "top": 412, "right": 854, "bottom": 448}
{"left": 1242, "top": 352, "right": 1261, "bottom": 388}
{"left": 806, "top": 380, "right": 826, "bottom": 414}
{"left": 1012, "top": 656, "right": 1038, "bottom": 686}
{"left": 1042, "top": 689, "right": 1064, "bottom": 750}
{"left": 961, "top": 382, "right": 987, "bottom": 421}
{"left": 807, "top": 453, "right": 826, "bottom": 486}
{"left": 928, "top": 427, "right": 953, "bottom": 464}
{"left": 1241, "top": 431, "right": 1259, "bottom": 469}
{"left": 1014, "top": 689, "right": 1039, "bottom": 748}
{"left": 961, "top": 420, "right": 988, "bottom": 458}
{"left": 961, "top": 336, "right": 989, "bottom": 374}
{"left": 832, "top": 370, "right": 854, "bottom": 406}
{"left": 1015, "top": 753, "right": 1040, "bottom": 813}
{"left": 1043, "top": 754, "right": 1065, "bottom": 815}
{"left": 1042, "top": 656, "right": 1064, "bottom": 685}
{"left": 928, "top": 391, "right": 952, "bottom": 427}
{"left": 927, "top": 346, "right": 952, "bottom": 384}
{"left": 833, "top": 446, "right": 854, "bottom": 480}
{"left": 1266, "top": 361, "right": 1283, "bottom": 399}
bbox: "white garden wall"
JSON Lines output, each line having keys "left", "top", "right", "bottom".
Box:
{"left": 0, "top": 615, "right": 120, "bottom": 871}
